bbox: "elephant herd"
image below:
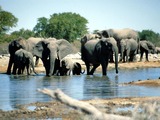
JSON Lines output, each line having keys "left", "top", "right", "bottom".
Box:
{"left": 6, "top": 37, "right": 84, "bottom": 76}
{"left": 81, "top": 28, "right": 156, "bottom": 75}
{"left": 6, "top": 28, "right": 156, "bottom": 76}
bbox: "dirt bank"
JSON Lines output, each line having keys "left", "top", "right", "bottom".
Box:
{"left": 1, "top": 96, "right": 160, "bottom": 119}
{"left": 123, "top": 79, "right": 160, "bottom": 87}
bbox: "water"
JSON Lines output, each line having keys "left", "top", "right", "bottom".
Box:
{"left": 0, "top": 68, "right": 160, "bottom": 111}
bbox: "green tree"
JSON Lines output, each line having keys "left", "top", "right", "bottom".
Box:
{"left": 34, "top": 12, "right": 88, "bottom": 42}
{"left": 33, "top": 17, "right": 48, "bottom": 37}
{"left": 139, "top": 30, "right": 160, "bottom": 46}
{"left": 139, "top": 30, "right": 159, "bottom": 42}
{"left": 11, "top": 28, "right": 35, "bottom": 39}
{"left": 0, "top": 6, "right": 18, "bottom": 34}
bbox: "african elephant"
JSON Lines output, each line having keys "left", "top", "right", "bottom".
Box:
{"left": 139, "top": 40, "right": 155, "bottom": 61}
{"left": 12, "top": 49, "right": 37, "bottom": 75}
{"left": 155, "top": 47, "right": 160, "bottom": 54}
{"left": 97, "top": 28, "right": 139, "bottom": 52}
{"left": 120, "top": 38, "right": 138, "bottom": 62}
{"left": 33, "top": 39, "right": 73, "bottom": 76}
{"left": 81, "top": 33, "right": 100, "bottom": 45}
{"left": 72, "top": 62, "right": 85, "bottom": 75}
{"left": 81, "top": 38, "right": 118, "bottom": 76}
{"left": 6, "top": 37, "right": 42, "bottom": 74}
{"left": 59, "top": 57, "right": 85, "bottom": 75}
{"left": 104, "top": 37, "right": 118, "bottom": 63}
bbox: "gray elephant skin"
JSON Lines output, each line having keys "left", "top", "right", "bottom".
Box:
{"left": 97, "top": 28, "right": 139, "bottom": 52}
{"left": 33, "top": 39, "right": 73, "bottom": 76}
{"left": 81, "top": 33, "right": 100, "bottom": 45}
{"left": 7, "top": 37, "right": 42, "bottom": 74}
{"left": 81, "top": 38, "right": 118, "bottom": 76}
{"left": 120, "top": 38, "right": 138, "bottom": 62}
{"left": 13, "top": 49, "right": 37, "bottom": 75}
{"left": 155, "top": 47, "right": 160, "bottom": 54}
{"left": 139, "top": 40, "right": 155, "bottom": 61}
{"left": 81, "top": 34, "right": 117, "bottom": 63}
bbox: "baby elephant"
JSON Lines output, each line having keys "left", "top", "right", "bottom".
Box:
{"left": 72, "top": 62, "right": 85, "bottom": 75}
{"left": 12, "top": 49, "right": 37, "bottom": 75}
{"left": 120, "top": 38, "right": 138, "bottom": 62}
{"left": 59, "top": 57, "right": 85, "bottom": 76}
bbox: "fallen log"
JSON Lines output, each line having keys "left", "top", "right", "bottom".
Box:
{"left": 38, "top": 88, "right": 131, "bottom": 120}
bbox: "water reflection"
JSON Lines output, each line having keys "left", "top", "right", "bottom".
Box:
{"left": 0, "top": 68, "right": 160, "bottom": 110}
{"left": 83, "top": 75, "right": 118, "bottom": 99}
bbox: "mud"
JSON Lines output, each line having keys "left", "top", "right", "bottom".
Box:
{"left": 1, "top": 96, "right": 160, "bottom": 119}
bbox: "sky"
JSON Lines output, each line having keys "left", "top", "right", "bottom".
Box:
{"left": 0, "top": 0, "right": 160, "bottom": 33}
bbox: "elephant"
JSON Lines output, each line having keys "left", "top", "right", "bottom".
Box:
{"left": 81, "top": 38, "right": 118, "bottom": 76}
{"left": 6, "top": 37, "right": 42, "bottom": 74}
{"left": 12, "top": 49, "right": 37, "bottom": 75}
{"left": 97, "top": 28, "right": 139, "bottom": 53}
{"left": 33, "top": 39, "right": 73, "bottom": 76}
{"left": 120, "top": 38, "right": 138, "bottom": 62}
{"left": 81, "top": 33, "right": 100, "bottom": 45}
{"left": 139, "top": 40, "right": 155, "bottom": 61}
{"left": 72, "top": 62, "right": 85, "bottom": 75}
{"left": 155, "top": 47, "right": 160, "bottom": 54}
{"left": 104, "top": 37, "right": 118, "bottom": 63}
{"left": 59, "top": 57, "right": 85, "bottom": 75}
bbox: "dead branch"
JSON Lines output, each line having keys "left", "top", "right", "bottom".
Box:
{"left": 38, "top": 88, "right": 131, "bottom": 120}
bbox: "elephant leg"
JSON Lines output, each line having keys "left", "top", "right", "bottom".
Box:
{"left": 26, "top": 64, "right": 30, "bottom": 75}
{"left": 119, "top": 55, "right": 122, "bottom": 62}
{"left": 126, "top": 50, "right": 130, "bottom": 62}
{"left": 7, "top": 55, "right": 14, "bottom": 74}
{"left": 85, "top": 62, "right": 91, "bottom": 75}
{"left": 12, "top": 63, "right": 17, "bottom": 75}
{"left": 145, "top": 51, "right": 149, "bottom": 61}
{"left": 42, "top": 59, "right": 50, "bottom": 76}
{"left": 18, "top": 67, "right": 22, "bottom": 74}
{"left": 77, "top": 67, "right": 81, "bottom": 75}
{"left": 129, "top": 54, "right": 133, "bottom": 62}
{"left": 140, "top": 51, "right": 144, "bottom": 61}
{"left": 123, "top": 51, "right": 127, "bottom": 62}
{"left": 101, "top": 60, "right": 108, "bottom": 76}
{"left": 109, "top": 52, "right": 114, "bottom": 63}
{"left": 35, "top": 56, "right": 39, "bottom": 67}
{"left": 131, "top": 51, "right": 137, "bottom": 62}
{"left": 90, "top": 64, "right": 100, "bottom": 75}
{"left": 67, "top": 69, "right": 71, "bottom": 75}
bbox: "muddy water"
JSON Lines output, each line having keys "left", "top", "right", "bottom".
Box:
{"left": 0, "top": 68, "right": 160, "bottom": 111}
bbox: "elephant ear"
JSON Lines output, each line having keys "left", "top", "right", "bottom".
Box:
{"left": 101, "top": 38, "right": 112, "bottom": 50}
{"left": 140, "top": 41, "right": 149, "bottom": 51}
{"left": 56, "top": 39, "right": 73, "bottom": 60}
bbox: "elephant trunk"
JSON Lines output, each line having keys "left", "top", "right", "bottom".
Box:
{"left": 48, "top": 52, "right": 57, "bottom": 76}
{"left": 31, "top": 60, "right": 37, "bottom": 75}
{"left": 114, "top": 46, "right": 119, "bottom": 74}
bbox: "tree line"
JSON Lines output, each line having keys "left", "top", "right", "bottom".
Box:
{"left": 0, "top": 6, "right": 160, "bottom": 46}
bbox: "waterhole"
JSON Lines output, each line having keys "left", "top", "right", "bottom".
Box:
{"left": 0, "top": 68, "right": 160, "bottom": 111}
